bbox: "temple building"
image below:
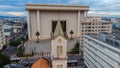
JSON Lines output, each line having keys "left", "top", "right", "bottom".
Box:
{"left": 26, "top": 4, "right": 89, "bottom": 50}
{"left": 25, "top": 4, "right": 112, "bottom": 53}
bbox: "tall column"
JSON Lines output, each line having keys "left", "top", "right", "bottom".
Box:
{"left": 37, "top": 10, "right": 40, "bottom": 32}
{"left": 84, "top": 11, "right": 88, "bottom": 20}
{"left": 27, "top": 10, "right": 31, "bottom": 40}
{"left": 78, "top": 11, "right": 80, "bottom": 37}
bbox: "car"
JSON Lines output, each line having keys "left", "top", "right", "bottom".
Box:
{"left": 3, "top": 64, "right": 10, "bottom": 68}
{"left": 10, "top": 64, "right": 17, "bottom": 68}
{"left": 21, "top": 60, "right": 30, "bottom": 67}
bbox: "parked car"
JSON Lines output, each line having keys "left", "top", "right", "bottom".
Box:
{"left": 21, "top": 60, "right": 30, "bottom": 67}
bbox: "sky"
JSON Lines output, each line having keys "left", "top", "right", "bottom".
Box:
{"left": 0, "top": 0, "right": 120, "bottom": 17}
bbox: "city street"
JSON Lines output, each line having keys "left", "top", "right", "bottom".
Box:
{"left": 3, "top": 45, "right": 17, "bottom": 57}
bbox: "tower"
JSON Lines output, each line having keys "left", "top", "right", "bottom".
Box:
{"left": 51, "top": 20, "right": 68, "bottom": 68}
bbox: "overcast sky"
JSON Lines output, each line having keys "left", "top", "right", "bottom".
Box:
{"left": 0, "top": 0, "right": 120, "bottom": 17}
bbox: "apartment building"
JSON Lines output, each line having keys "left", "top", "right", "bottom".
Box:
{"left": 80, "top": 16, "right": 112, "bottom": 49}
{"left": 0, "top": 22, "right": 5, "bottom": 50}
{"left": 83, "top": 33, "right": 120, "bottom": 68}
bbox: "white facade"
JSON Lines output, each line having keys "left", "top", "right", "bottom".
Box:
{"left": 26, "top": 4, "right": 89, "bottom": 40}
{"left": 83, "top": 35, "right": 120, "bottom": 68}
{"left": 26, "top": 4, "right": 112, "bottom": 53}
{"left": 51, "top": 35, "right": 68, "bottom": 68}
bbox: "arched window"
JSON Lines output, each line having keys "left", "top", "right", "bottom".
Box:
{"left": 60, "top": 46, "right": 63, "bottom": 56}
{"left": 57, "top": 46, "right": 60, "bottom": 57}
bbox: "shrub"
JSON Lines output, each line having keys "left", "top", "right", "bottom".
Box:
{"left": 16, "top": 47, "right": 24, "bottom": 57}
{"left": 9, "top": 39, "right": 21, "bottom": 46}
{"left": 22, "top": 53, "right": 33, "bottom": 57}
{"left": 0, "top": 53, "right": 11, "bottom": 67}
{"left": 3, "top": 44, "right": 7, "bottom": 49}
{"left": 69, "top": 42, "right": 79, "bottom": 54}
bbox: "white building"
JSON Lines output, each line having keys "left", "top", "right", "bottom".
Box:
{"left": 111, "top": 18, "right": 120, "bottom": 29}
{"left": 3, "top": 24, "right": 12, "bottom": 36}
{"left": 51, "top": 20, "right": 67, "bottom": 68}
{"left": 26, "top": 4, "right": 112, "bottom": 52}
{"left": 80, "top": 16, "right": 112, "bottom": 48}
{"left": 83, "top": 33, "right": 120, "bottom": 68}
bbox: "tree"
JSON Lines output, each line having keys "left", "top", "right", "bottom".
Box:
{"left": 21, "top": 37, "right": 25, "bottom": 44}
{"left": 36, "top": 31, "right": 40, "bottom": 42}
{"left": 0, "top": 53, "right": 11, "bottom": 67}
{"left": 9, "top": 39, "right": 21, "bottom": 47}
{"left": 69, "top": 42, "right": 80, "bottom": 54}
{"left": 16, "top": 47, "right": 24, "bottom": 57}
{"left": 70, "top": 30, "right": 74, "bottom": 40}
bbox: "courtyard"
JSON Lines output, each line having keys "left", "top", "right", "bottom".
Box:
{"left": 24, "top": 38, "right": 80, "bottom": 54}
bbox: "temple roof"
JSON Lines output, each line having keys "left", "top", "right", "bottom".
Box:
{"left": 26, "top": 4, "right": 89, "bottom": 11}
{"left": 31, "top": 57, "right": 51, "bottom": 68}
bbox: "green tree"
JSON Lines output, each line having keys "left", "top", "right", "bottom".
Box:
{"left": 21, "top": 37, "right": 25, "bottom": 44}
{"left": 0, "top": 53, "right": 11, "bottom": 67}
{"left": 9, "top": 39, "right": 21, "bottom": 46}
{"left": 70, "top": 42, "right": 79, "bottom": 54}
{"left": 36, "top": 31, "right": 40, "bottom": 42}
{"left": 16, "top": 47, "right": 24, "bottom": 57}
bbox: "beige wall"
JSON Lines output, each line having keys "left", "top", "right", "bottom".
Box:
{"left": 29, "top": 10, "right": 37, "bottom": 40}
{"left": 29, "top": 10, "right": 80, "bottom": 40}
{"left": 51, "top": 35, "right": 67, "bottom": 58}
{"left": 52, "top": 60, "right": 67, "bottom": 68}
{"left": 80, "top": 17, "right": 112, "bottom": 49}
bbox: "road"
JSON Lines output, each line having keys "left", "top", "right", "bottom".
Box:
{"left": 3, "top": 45, "right": 17, "bottom": 57}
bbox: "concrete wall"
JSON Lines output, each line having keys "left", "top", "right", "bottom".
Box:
{"left": 29, "top": 10, "right": 37, "bottom": 40}
{"left": 29, "top": 10, "right": 79, "bottom": 40}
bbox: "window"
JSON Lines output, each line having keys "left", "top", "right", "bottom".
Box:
{"left": 57, "top": 65, "right": 63, "bottom": 68}
{"left": 52, "top": 21, "right": 58, "bottom": 33}
{"left": 60, "top": 46, "right": 63, "bottom": 56}
{"left": 60, "top": 21, "right": 66, "bottom": 32}
{"left": 57, "top": 46, "right": 63, "bottom": 57}
{"left": 52, "top": 20, "right": 66, "bottom": 33}
{"left": 57, "top": 46, "right": 60, "bottom": 57}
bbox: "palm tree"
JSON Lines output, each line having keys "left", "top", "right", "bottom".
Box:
{"left": 70, "top": 30, "right": 74, "bottom": 40}
{"left": 36, "top": 31, "right": 40, "bottom": 42}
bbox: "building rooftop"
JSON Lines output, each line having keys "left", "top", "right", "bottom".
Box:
{"left": 31, "top": 57, "right": 51, "bottom": 68}
{"left": 26, "top": 4, "right": 89, "bottom": 11}
{"left": 86, "top": 32, "right": 120, "bottom": 49}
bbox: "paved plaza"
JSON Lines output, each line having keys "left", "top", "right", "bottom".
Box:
{"left": 24, "top": 38, "right": 79, "bottom": 54}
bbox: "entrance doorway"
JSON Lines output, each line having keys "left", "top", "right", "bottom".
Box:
{"left": 52, "top": 20, "right": 66, "bottom": 33}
